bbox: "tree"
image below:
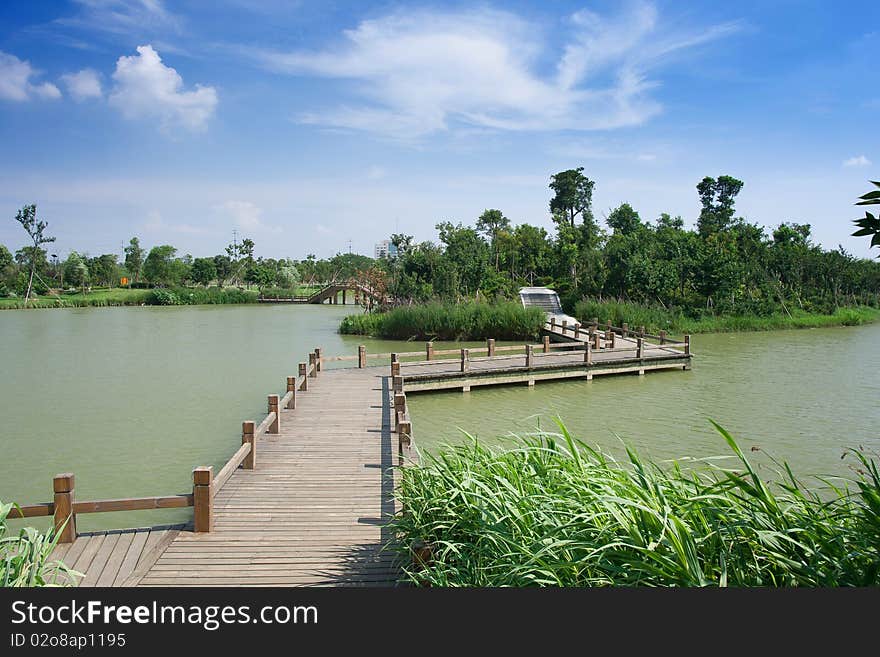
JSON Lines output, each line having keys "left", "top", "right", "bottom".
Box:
{"left": 696, "top": 175, "right": 744, "bottom": 237}
{"left": 191, "top": 257, "right": 217, "bottom": 287}
{"left": 143, "top": 245, "right": 179, "bottom": 287}
{"left": 62, "top": 252, "right": 89, "bottom": 292}
{"left": 276, "top": 260, "right": 301, "bottom": 288}
{"left": 549, "top": 168, "right": 595, "bottom": 229}
{"left": 124, "top": 237, "right": 145, "bottom": 283}
{"left": 226, "top": 237, "right": 255, "bottom": 286}
{"left": 13, "top": 204, "right": 55, "bottom": 303}
{"left": 852, "top": 180, "right": 880, "bottom": 257}
{"left": 212, "top": 255, "right": 233, "bottom": 288}
{"left": 606, "top": 203, "right": 642, "bottom": 235}
{"left": 475, "top": 209, "right": 511, "bottom": 270}
{"left": 90, "top": 254, "right": 119, "bottom": 287}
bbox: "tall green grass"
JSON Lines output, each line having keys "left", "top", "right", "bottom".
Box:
{"left": 1, "top": 503, "right": 79, "bottom": 587}
{"left": 340, "top": 302, "right": 546, "bottom": 341}
{"left": 392, "top": 422, "right": 880, "bottom": 587}
{"left": 0, "top": 287, "right": 260, "bottom": 309}
{"left": 574, "top": 299, "right": 880, "bottom": 335}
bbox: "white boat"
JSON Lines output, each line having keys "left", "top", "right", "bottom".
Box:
{"left": 518, "top": 287, "right": 579, "bottom": 328}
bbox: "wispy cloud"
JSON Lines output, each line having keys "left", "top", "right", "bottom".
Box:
{"left": 60, "top": 68, "right": 103, "bottom": 101}
{"left": 250, "top": 2, "right": 741, "bottom": 139}
{"left": 144, "top": 210, "right": 211, "bottom": 235}
{"left": 108, "top": 45, "right": 217, "bottom": 132}
{"left": 59, "top": 0, "right": 183, "bottom": 37}
{"left": 843, "top": 155, "right": 871, "bottom": 167}
{"left": 0, "top": 51, "right": 61, "bottom": 101}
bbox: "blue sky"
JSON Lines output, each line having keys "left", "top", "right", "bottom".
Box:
{"left": 0, "top": 0, "right": 877, "bottom": 260}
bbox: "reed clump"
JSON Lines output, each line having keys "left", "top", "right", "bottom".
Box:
{"left": 340, "top": 301, "right": 545, "bottom": 340}
{"left": 1, "top": 502, "right": 79, "bottom": 587}
{"left": 392, "top": 422, "right": 880, "bottom": 587}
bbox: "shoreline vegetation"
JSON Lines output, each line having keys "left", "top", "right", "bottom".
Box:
{"left": 339, "top": 301, "right": 545, "bottom": 341}
{"left": 339, "top": 299, "right": 880, "bottom": 341}
{"left": 392, "top": 422, "right": 880, "bottom": 587}
{"left": 0, "top": 285, "right": 323, "bottom": 310}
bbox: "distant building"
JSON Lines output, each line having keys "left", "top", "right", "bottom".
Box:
{"left": 374, "top": 240, "right": 398, "bottom": 259}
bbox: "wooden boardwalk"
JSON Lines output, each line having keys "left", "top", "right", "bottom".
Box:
{"left": 34, "top": 322, "right": 691, "bottom": 587}
{"left": 138, "top": 367, "right": 401, "bottom": 587}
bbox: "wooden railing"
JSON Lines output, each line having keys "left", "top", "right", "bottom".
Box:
{"left": 8, "top": 348, "right": 323, "bottom": 542}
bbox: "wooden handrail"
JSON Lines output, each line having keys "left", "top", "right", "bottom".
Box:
{"left": 213, "top": 443, "right": 252, "bottom": 495}
{"left": 6, "top": 495, "right": 193, "bottom": 519}
{"left": 255, "top": 411, "right": 277, "bottom": 437}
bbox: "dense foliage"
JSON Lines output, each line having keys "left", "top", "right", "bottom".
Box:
{"left": 340, "top": 302, "right": 545, "bottom": 340}
{"left": 377, "top": 173, "right": 880, "bottom": 321}
{"left": 392, "top": 424, "right": 880, "bottom": 587}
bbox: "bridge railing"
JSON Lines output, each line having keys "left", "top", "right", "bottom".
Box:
{"left": 8, "top": 347, "right": 324, "bottom": 542}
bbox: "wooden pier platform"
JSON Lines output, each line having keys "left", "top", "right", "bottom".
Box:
{"left": 19, "top": 322, "right": 691, "bottom": 587}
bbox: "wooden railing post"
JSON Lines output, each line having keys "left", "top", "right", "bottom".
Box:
{"left": 584, "top": 340, "right": 592, "bottom": 365}
{"left": 308, "top": 353, "right": 318, "bottom": 377}
{"left": 593, "top": 332, "right": 601, "bottom": 351}
{"left": 639, "top": 326, "right": 645, "bottom": 338}
{"left": 286, "top": 376, "right": 297, "bottom": 409}
{"left": 460, "top": 348, "right": 469, "bottom": 373}
{"left": 242, "top": 421, "right": 256, "bottom": 469}
{"left": 659, "top": 330, "right": 667, "bottom": 345}
{"left": 315, "top": 348, "right": 323, "bottom": 372}
{"left": 610, "top": 332, "right": 616, "bottom": 348}
{"left": 525, "top": 344, "right": 533, "bottom": 368}
{"left": 562, "top": 320, "right": 568, "bottom": 335}
{"left": 268, "top": 394, "right": 280, "bottom": 433}
{"left": 543, "top": 335, "right": 550, "bottom": 353}
{"left": 622, "top": 322, "right": 629, "bottom": 337}
{"left": 637, "top": 337, "right": 643, "bottom": 359}
{"left": 487, "top": 338, "right": 495, "bottom": 357}
{"left": 393, "top": 375, "right": 403, "bottom": 394}
{"left": 53, "top": 473, "right": 76, "bottom": 543}
{"left": 399, "top": 420, "right": 412, "bottom": 459}
{"left": 193, "top": 466, "right": 213, "bottom": 533}
{"left": 685, "top": 335, "right": 691, "bottom": 355}
{"left": 591, "top": 317, "right": 598, "bottom": 329}
{"left": 358, "top": 345, "right": 366, "bottom": 368}
{"left": 391, "top": 361, "right": 400, "bottom": 377}
{"left": 299, "top": 362, "right": 308, "bottom": 391}
{"left": 550, "top": 317, "right": 557, "bottom": 331}
{"left": 574, "top": 323, "right": 580, "bottom": 340}
{"left": 604, "top": 325, "right": 612, "bottom": 345}
{"left": 426, "top": 342, "right": 434, "bottom": 360}
{"left": 394, "top": 393, "right": 406, "bottom": 429}
{"left": 391, "top": 352, "right": 399, "bottom": 364}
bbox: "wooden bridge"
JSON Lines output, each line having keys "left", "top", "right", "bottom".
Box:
{"left": 257, "top": 280, "right": 386, "bottom": 306}
{"left": 10, "top": 320, "right": 691, "bottom": 587}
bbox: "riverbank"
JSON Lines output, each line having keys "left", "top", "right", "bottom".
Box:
{"left": 573, "top": 299, "right": 880, "bottom": 335}
{"left": 339, "top": 301, "right": 545, "bottom": 340}
{"left": 392, "top": 424, "right": 880, "bottom": 587}
{"left": 0, "top": 285, "right": 323, "bottom": 310}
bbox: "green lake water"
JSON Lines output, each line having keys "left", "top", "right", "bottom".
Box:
{"left": 1, "top": 304, "right": 878, "bottom": 531}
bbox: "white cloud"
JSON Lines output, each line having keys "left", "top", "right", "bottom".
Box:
{"left": 217, "top": 200, "right": 279, "bottom": 233}
{"left": 144, "top": 209, "right": 211, "bottom": 234}
{"left": 108, "top": 45, "right": 217, "bottom": 131}
{"left": 843, "top": 155, "right": 871, "bottom": 167}
{"left": 60, "top": 69, "right": 103, "bottom": 101}
{"left": 0, "top": 51, "right": 62, "bottom": 101}
{"left": 254, "top": 2, "right": 740, "bottom": 138}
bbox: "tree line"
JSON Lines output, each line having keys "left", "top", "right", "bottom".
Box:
{"left": 374, "top": 169, "right": 880, "bottom": 317}
{"left": 1, "top": 216, "right": 374, "bottom": 299}
{"left": 5, "top": 171, "right": 879, "bottom": 316}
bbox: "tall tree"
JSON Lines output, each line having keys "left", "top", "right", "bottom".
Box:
{"left": 475, "top": 209, "right": 511, "bottom": 270}
{"left": 143, "top": 245, "right": 179, "bottom": 287}
{"left": 13, "top": 204, "right": 55, "bottom": 303}
{"left": 696, "top": 175, "right": 744, "bottom": 237}
{"left": 213, "top": 254, "right": 233, "bottom": 288}
{"left": 549, "top": 168, "right": 595, "bottom": 229}
{"left": 191, "top": 257, "right": 217, "bottom": 287}
{"left": 124, "top": 237, "right": 145, "bottom": 283}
